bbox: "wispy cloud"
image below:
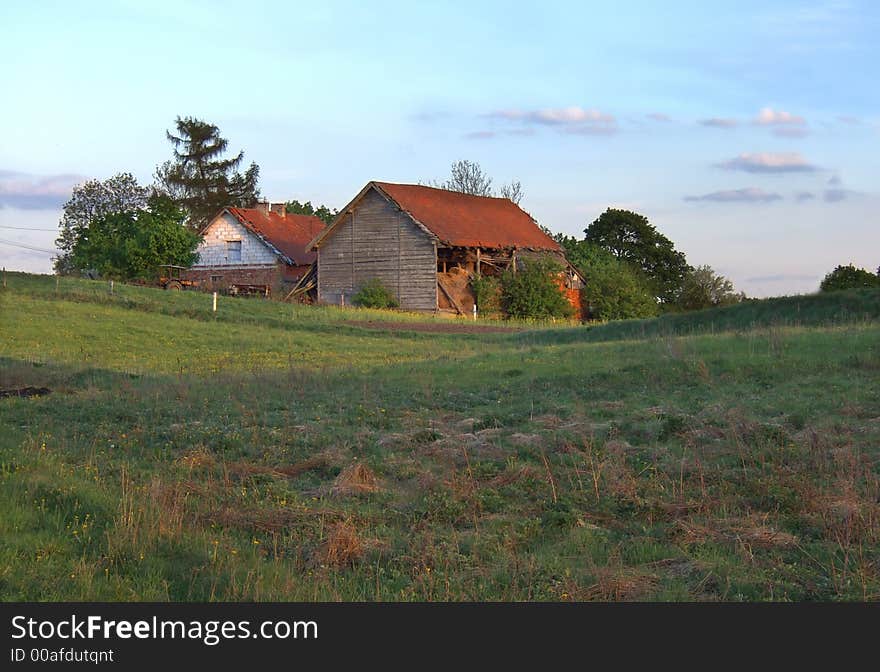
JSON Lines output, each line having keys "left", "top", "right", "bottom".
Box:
{"left": 837, "top": 115, "right": 860, "bottom": 125}
{"left": 824, "top": 188, "right": 852, "bottom": 202}
{"left": 772, "top": 127, "right": 810, "bottom": 138}
{"left": 699, "top": 117, "right": 738, "bottom": 128}
{"left": 795, "top": 191, "right": 816, "bottom": 202}
{"left": 684, "top": 188, "right": 783, "bottom": 203}
{"left": 489, "top": 106, "right": 617, "bottom": 135}
{"left": 745, "top": 274, "right": 818, "bottom": 284}
{"left": 0, "top": 170, "right": 84, "bottom": 210}
{"left": 646, "top": 113, "right": 672, "bottom": 122}
{"left": 716, "top": 152, "right": 817, "bottom": 174}
{"left": 463, "top": 130, "right": 495, "bottom": 140}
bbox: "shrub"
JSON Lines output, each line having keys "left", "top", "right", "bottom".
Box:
{"left": 820, "top": 264, "right": 880, "bottom": 292}
{"left": 582, "top": 257, "right": 658, "bottom": 321}
{"left": 676, "top": 265, "right": 745, "bottom": 311}
{"left": 352, "top": 278, "right": 399, "bottom": 309}
{"left": 500, "top": 257, "right": 574, "bottom": 319}
{"left": 470, "top": 274, "right": 501, "bottom": 314}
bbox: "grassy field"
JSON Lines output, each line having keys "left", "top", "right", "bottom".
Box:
{"left": 1, "top": 273, "right": 879, "bottom": 601}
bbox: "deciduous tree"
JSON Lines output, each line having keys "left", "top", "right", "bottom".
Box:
{"left": 67, "top": 194, "right": 199, "bottom": 280}
{"left": 819, "top": 264, "right": 880, "bottom": 292}
{"left": 584, "top": 208, "right": 689, "bottom": 304}
{"left": 285, "top": 200, "right": 338, "bottom": 225}
{"left": 677, "top": 265, "right": 745, "bottom": 310}
{"left": 54, "top": 173, "right": 150, "bottom": 274}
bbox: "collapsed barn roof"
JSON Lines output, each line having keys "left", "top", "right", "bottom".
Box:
{"left": 309, "top": 181, "right": 562, "bottom": 251}
{"left": 225, "top": 207, "right": 326, "bottom": 266}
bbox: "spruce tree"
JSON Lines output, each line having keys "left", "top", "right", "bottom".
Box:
{"left": 155, "top": 116, "right": 260, "bottom": 230}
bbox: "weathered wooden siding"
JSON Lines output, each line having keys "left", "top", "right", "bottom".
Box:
{"left": 193, "top": 212, "right": 277, "bottom": 268}
{"left": 318, "top": 188, "right": 437, "bottom": 310}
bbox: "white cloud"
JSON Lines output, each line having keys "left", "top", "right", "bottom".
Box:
{"left": 0, "top": 170, "right": 85, "bottom": 210}
{"left": 755, "top": 107, "right": 807, "bottom": 126}
{"left": 717, "top": 152, "right": 817, "bottom": 173}
{"left": 684, "top": 188, "right": 783, "bottom": 203}
{"left": 489, "top": 106, "right": 617, "bottom": 134}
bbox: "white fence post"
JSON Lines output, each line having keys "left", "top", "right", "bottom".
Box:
{"left": 213, "top": 291, "right": 218, "bottom": 313}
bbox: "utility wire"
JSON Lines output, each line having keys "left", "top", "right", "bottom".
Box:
{"left": 0, "top": 225, "right": 58, "bottom": 231}
{"left": 0, "top": 238, "right": 58, "bottom": 254}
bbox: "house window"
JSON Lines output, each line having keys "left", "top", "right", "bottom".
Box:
{"left": 226, "top": 240, "right": 242, "bottom": 263}
{"left": 211, "top": 275, "right": 223, "bottom": 284}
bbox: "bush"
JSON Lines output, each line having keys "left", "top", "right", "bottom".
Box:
{"left": 470, "top": 274, "right": 501, "bottom": 314}
{"left": 820, "top": 264, "right": 879, "bottom": 292}
{"left": 352, "top": 278, "right": 399, "bottom": 309}
{"left": 500, "top": 257, "right": 574, "bottom": 319}
{"left": 677, "top": 265, "right": 745, "bottom": 311}
{"left": 582, "top": 257, "right": 658, "bottom": 321}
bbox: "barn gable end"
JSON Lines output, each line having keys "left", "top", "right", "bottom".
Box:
{"left": 316, "top": 186, "right": 437, "bottom": 310}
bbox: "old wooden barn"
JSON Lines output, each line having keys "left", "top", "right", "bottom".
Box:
{"left": 308, "top": 181, "right": 583, "bottom": 314}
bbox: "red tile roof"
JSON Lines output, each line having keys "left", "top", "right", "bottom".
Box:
{"left": 227, "top": 208, "right": 325, "bottom": 266}
{"left": 373, "top": 182, "right": 560, "bottom": 251}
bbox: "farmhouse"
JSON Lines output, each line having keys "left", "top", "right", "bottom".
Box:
{"left": 187, "top": 202, "right": 325, "bottom": 294}
{"left": 308, "top": 181, "right": 583, "bottom": 314}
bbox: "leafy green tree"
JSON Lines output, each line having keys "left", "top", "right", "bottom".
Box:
{"left": 500, "top": 257, "right": 574, "bottom": 319}
{"left": 154, "top": 116, "right": 260, "bottom": 231}
{"left": 584, "top": 208, "right": 689, "bottom": 303}
{"left": 555, "top": 235, "right": 657, "bottom": 321}
{"left": 819, "top": 264, "right": 880, "bottom": 292}
{"left": 54, "top": 173, "right": 150, "bottom": 274}
{"left": 285, "top": 200, "right": 338, "bottom": 225}
{"left": 68, "top": 194, "right": 199, "bottom": 280}
{"left": 583, "top": 260, "right": 660, "bottom": 321}
{"left": 677, "top": 265, "right": 745, "bottom": 311}
{"left": 470, "top": 274, "right": 501, "bottom": 314}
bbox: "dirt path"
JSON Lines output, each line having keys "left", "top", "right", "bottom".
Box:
{"left": 342, "top": 320, "right": 520, "bottom": 334}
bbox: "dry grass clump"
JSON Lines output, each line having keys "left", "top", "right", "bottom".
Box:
{"left": 315, "top": 520, "right": 363, "bottom": 568}
{"left": 331, "top": 462, "right": 381, "bottom": 496}
{"left": 175, "top": 447, "right": 215, "bottom": 470}
{"left": 208, "top": 504, "right": 342, "bottom": 534}
{"left": 226, "top": 455, "right": 331, "bottom": 480}
{"left": 676, "top": 514, "right": 798, "bottom": 550}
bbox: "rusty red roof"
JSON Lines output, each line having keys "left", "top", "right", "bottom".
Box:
{"left": 226, "top": 207, "right": 325, "bottom": 266}
{"left": 372, "top": 182, "right": 561, "bottom": 251}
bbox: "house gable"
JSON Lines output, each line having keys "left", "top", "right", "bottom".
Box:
{"left": 193, "top": 212, "right": 279, "bottom": 268}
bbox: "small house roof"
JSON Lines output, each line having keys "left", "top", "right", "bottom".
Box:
{"left": 224, "top": 207, "right": 325, "bottom": 266}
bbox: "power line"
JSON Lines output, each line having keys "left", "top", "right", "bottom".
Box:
{"left": 0, "top": 238, "right": 58, "bottom": 254}
{"left": 0, "top": 225, "right": 58, "bottom": 232}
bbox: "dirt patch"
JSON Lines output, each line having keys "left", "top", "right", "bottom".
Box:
{"left": 342, "top": 320, "right": 519, "bottom": 334}
{"left": 0, "top": 386, "right": 51, "bottom": 399}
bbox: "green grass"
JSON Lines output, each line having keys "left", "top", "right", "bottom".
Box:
{"left": 1, "top": 274, "right": 879, "bottom": 601}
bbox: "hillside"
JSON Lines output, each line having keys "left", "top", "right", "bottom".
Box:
{"left": 1, "top": 274, "right": 879, "bottom": 601}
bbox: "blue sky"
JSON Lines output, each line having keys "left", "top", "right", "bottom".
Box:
{"left": 1, "top": 0, "right": 877, "bottom": 296}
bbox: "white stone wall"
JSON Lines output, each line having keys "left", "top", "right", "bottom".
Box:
{"left": 193, "top": 212, "right": 278, "bottom": 268}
